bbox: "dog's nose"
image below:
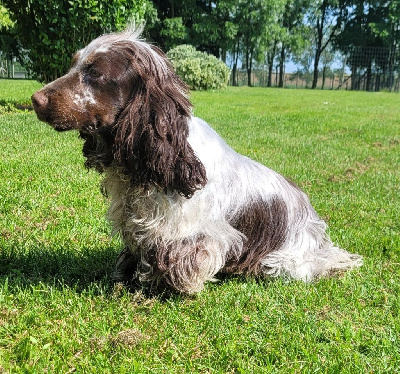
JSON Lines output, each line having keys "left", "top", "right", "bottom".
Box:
{"left": 31, "top": 90, "right": 49, "bottom": 110}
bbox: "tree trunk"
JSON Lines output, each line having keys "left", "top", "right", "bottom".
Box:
{"left": 246, "top": 50, "right": 253, "bottom": 87}
{"left": 312, "top": 49, "right": 321, "bottom": 89}
{"left": 351, "top": 65, "right": 357, "bottom": 90}
{"left": 247, "top": 67, "right": 252, "bottom": 87}
{"left": 267, "top": 63, "right": 273, "bottom": 87}
{"left": 387, "top": 46, "right": 394, "bottom": 91}
{"left": 366, "top": 61, "right": 372, "bottom": 91}
{"left": 312, "top": 11, "right": 325, "bottom": 89}
{"left": 278, "top": 45, "right": 285, "bottom": 88}
{"left": 231, "top": 40, "right": 240, "bottom": 86}
{"left": 267, "top": 41, "right": 277, "bottom": 88}
{"left": 7, "top": 59, "right": 12, "bottom": 78}
{"left": 232, "top": 63, "right": 237, "bottom": 86}
{"left": 375, "top": 74, "right": 381, "bottom": 91}
{"left": 321, "top": 65, "right": 327, "bottom": 89}
{"left": 221, "top": 49, "right": 227, "bottom": 64}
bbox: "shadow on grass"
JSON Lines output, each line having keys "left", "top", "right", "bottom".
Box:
{"left": 0, "top": 245, "right": 120, "bottom": 292}
{"left": 0, "top": 245, "right": 279, "bottom": 300}
{"left": 0, "top": 99, "right": 33, "bottom": 113}
{"left": 0, "top": 245, "right": 193, "bottom": 300}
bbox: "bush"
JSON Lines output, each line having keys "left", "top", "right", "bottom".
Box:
{"left": 167, "top": 45, "right": 230, "bottom": 90}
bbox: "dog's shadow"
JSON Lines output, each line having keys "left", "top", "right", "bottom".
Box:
{"left": 0, "top": 245, "right": 121, "bottom": 292}
{"left": 0, "top": 246, "right": 208, "bottom": 299}
{"left": 0, "top": 245, "right": 275, "bottom": 299}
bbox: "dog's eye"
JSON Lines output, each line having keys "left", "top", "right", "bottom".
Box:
{"left": 88, "top": 66, "right": 101, "bottom": 79}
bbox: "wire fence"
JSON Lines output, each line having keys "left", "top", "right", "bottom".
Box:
{"left": 0, "top": 58, "right": 30, "bottom": 79}
{"left": 2, "top": 45, "right": 399, "bottom": 91}
{"left": 230, "top": 46, "right": 400, "bottom": 92}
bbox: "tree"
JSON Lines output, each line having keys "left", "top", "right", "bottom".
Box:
{"left": 320, "top": 46, "right": 336, "bottom": 89}
{"left": 2, "top": 0, "right": 148, "bottom": 81}
{"left": 146, "top": 0, "right": 196, "bottom": 50}
{"left": 0, "top": 4, "right": 20, "bottom": 78}
{"left": 291, "top": 37, "right": 314, "bottom": 87}
{"left": 308, "top": 0, "right": 344, "bottom": 89}
{"left": 0, "top": 4, "right": 12, "bottom": 29}
{"left": 148, "top": 0, "right": 288, "bottom": 87}
{"left": 335, "top": 0, "right": 398, "bottom": 91}
{"left": 148, "top": 0, "right": 240, "bottom": 63}
{"left": 235, "top": 0, "right": 287, "bottom": 86}
{"left": 276, "top": 0, "right": 311, "bottom": 87}
{"left": 191, "top": 0, "right": 239, "bottom": 62}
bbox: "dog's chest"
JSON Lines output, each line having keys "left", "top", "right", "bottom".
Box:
{"left": 102, "top": 168, "right": 180, "bottom": 238}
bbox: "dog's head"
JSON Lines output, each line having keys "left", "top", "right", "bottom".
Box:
{"left": 31, "top": 29, "right": 189, "bottom": 133}
{"left": 32, "top": 28, "right": 206, "bottom": 198}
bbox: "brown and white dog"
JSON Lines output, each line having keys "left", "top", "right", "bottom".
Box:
{"left": 32, "top": 28, "right": 362, "bottom": 294}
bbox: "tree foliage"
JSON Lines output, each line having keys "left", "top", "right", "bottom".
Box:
{"left": 237, "top": 0, "right": 287, "bottom": 87}
{"left": 0, "top": 4, "right": 20, "bottom": 67}
{"left": 1, "top": 0, "right": 399, "bottom": 89}
{"left": 0, "top": 4, "right": 12, "bottom": 29}
{"left": 334, "top": 0, "right": 398, "bottom": 90}
{"left": 311, "top": 0, "right": 343, "bottom": 88}
{"left": 2, "top": 0, "right": 148, "bottom": 81}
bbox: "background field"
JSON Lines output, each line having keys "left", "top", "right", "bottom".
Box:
{"left": 0, "top": 80, "right": 399, "bottom": 372}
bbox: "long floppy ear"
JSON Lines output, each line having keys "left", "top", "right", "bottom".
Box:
{"left": 79, "top": 131, "right": 114, "bottom": 173}
{"left": 112, "top": 41, "right": 207, "bottom": 198}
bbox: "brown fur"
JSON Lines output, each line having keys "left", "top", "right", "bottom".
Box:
{"left": 108, "top": 42, "right": 207, "bottom": 197}
{"left": 224, "top": 197, "right": 289, "bottom": 275}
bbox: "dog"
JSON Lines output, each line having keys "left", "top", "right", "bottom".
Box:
{"left": 31, "top": 27, "right": 362, "bottom": 294}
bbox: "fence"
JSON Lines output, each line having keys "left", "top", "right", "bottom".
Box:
{"left": 230, "top": 45, "right": 400, "bottom": 92}
{"left": 0, "top": 59, "right": 30, "bottom": 79}
{"left": 2, "top": 45, "right": 399, "bottom": 91}
{"left": 231, "top": 71, "right": 357, "bottom": 90}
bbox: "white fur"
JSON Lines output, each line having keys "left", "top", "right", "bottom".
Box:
{"left": 73, "top": 89, "right": 96, "bottom": 106}
{"left": 188, "top": 118, "right": 362, "bottom": 281}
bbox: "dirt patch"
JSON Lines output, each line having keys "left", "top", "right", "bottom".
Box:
{"left": 328, "top": 156, "right": 376, "bottom": 183}
{"left": 109, "top": 328, "right": 146, "bottom": 347}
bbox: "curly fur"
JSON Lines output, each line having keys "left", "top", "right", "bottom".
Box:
{"left": 32, "top": 28, "right": 362, "bottom": 294}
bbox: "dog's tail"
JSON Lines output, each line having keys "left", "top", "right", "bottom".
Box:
{"left": 306, "top": 244, "right": 363, "bottom": 280}
{"left": 260, "top": 218, "right": 363, "bottom": 282}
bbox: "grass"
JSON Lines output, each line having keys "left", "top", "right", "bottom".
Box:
{"left": 0, "top": 79, "right": 399, "bottom": 373}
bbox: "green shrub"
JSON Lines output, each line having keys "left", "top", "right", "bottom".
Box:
{"left": 167, "top": 44, "right": 230, "bottom": 90}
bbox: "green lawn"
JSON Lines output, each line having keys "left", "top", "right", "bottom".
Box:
{"left": 0, "top": 79, "right": 399, "bottom": 373}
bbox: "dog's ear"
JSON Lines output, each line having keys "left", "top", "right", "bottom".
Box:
{"left": 80, "top": 131, "right": 114, "bottom": 173}
{"left": 112, "top": 42, "right": 207, "bottom": 198}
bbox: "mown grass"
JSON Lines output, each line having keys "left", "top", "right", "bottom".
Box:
{"left": 0, "top": 79, "right": 399, "bottom": 373}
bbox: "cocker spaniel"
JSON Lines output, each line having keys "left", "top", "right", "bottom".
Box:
{"left": 31, "top": 28, "right": 362, "bottom": 294}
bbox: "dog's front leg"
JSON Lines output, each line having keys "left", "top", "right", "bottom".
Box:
{"left": 113, "top": 246, "right": 140, "bottom": 284}
{"left": 148, "top": 239, "right": 224, "bottom": 294}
